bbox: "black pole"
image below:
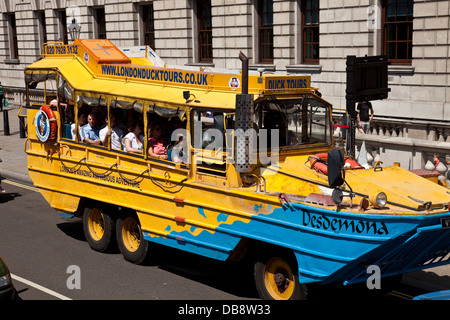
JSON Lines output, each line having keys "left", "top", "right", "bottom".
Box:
{"left": 19, "top": 116, "right": 26, "bottom": 138}
{"left": 3, "top": 109, "right": 10, "bottom": 136}
{"left": 346, "top": 56, "right": 356, "bottom": 158}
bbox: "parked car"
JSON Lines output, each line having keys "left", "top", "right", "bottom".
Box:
{"left": 0, "top": 256, "right": 15, "bottom": 300}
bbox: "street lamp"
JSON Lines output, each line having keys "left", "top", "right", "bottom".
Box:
{"left": 68, "top": 14, "right": 81, "bottom": 42}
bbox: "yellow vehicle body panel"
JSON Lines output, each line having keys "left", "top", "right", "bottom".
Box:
{"left": 129, "top": 57, "right": 155, "bottom": 66}
{"left": 26, "top": 57, "right": 74, "bottom": 71}
{"left": 345, "top": 166, "right": 450, "bottom": 211}
{"left": 260, "top": 154, "right": 450, "bottom": 214}
{"left": 58, "top": 59, "right": 96, "bottom": 86}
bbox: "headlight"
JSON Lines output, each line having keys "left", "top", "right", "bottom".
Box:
{"left": 0, "top": 273, "right": 11, "bottom": 289}
{"left": 332, "top": 188, "right": 344, "bottom": 204}
{"left": 370, "top": 192, "right": 387, "bottom": 209}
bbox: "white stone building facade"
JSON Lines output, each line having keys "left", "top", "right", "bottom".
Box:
{"left": 1, "top": 0, "right": 450, "bottom": 170}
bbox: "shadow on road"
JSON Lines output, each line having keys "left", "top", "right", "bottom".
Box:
{"left": 0, "top": 192, "right": 22, "bottom": 204}
{"left": 56, "top": 220, "right": 85, "bottom": 243}
{"left": 150, "top": 243, "right": 259, "bottom": 299}
{"left": 56, "top": 219, "right": 258, "bottom": 299}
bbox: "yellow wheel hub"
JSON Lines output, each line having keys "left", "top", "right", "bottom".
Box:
{"left": 264, "top": 258, "right": 296, "bottom": 300}
{"left": 122, "top": 217, "right": 141, "bottom": 253}
{"left": 87, "top": 208, "right": 105, "bottom": 241}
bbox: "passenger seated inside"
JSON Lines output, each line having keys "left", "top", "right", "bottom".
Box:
{"left": 50, "top": 96, "right": 67, "bottom": 109}
{"left": 148, "top": 122, "right": 168, "bottom": 160}
{"left": 123, "top": 120, "right": 144, "bottom": 154}
{"left": 71, "top": 109, "right": 87, "bottom": 141}
{"left": 170, "top": 133, "right": 187, "bottom": 164}
{"left": 99, "top": 111, "right": 124, "bottom": 150}
{"left": 81, "top": 107, "right": 104, "bottom": 146}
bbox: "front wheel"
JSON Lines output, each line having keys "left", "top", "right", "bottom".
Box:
{"left": 116, "top": 212, "right": 149, "bottom": 264}
{"left": 254, "top": 255, "right": 307, "bottom": 300}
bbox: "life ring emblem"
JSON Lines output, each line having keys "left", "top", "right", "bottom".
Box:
{"left": 309, "top": 153, "right": 361, "bottom": 175}
{"left": 35, "top": 105, "right": 57, "bottom": 143}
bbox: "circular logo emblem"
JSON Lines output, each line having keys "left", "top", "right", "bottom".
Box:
{"left": 35, "top": 110, "right": 50, "bottom": 142}
{"left": 229, "top": 76, "right": 240, "bottom": 90}
{"left": 84, "top": 52, "right": 89, "bottom": 63}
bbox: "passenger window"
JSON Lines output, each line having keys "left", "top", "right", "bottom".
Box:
{"left": 58, "top": 98, "right": 74, "bottom": 140}
{"left": 57, "top": 76, "right": 75, "bottom": 140}
{"left": 146, "top": 111, "right": 188, "bottom": 164}
{"left": 192, "top": 110, "right": 226, "bottom": 177}
{"left": 99, "top": 108, "right": 125, "bottom": 151}
{"left": 256, "top": 96, "right": 331, "bottom": 148}
{"left": 192, "top": 110, "right": 224, "bottom": 150}
{"left": 72, "top": 106, "right": 88, "bottom": 142}
{"left": 80, "top": 107, "right": 106, "bottom": 146}
{"left": 224, "top": 113, "right": 235, "bottom": 159}
{"left": 164, "top": 116, "right": 187, "bottom": 164}
{"left": 122, "top": 109, "right": 145, "bottom": 155}
{"left": 147, "top": 116, "right": 168, "bottom": 160}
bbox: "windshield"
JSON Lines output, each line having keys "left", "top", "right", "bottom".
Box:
{"left": 255, "top": 95, "right": 332, "bottom": 149}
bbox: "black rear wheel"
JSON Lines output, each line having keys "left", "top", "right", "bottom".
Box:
{"left": 254, "top": 253, "right": 307, "bottom": 300}
{"left": 116, "top": 211, "right": 149, "bottom": 264}
{"left": 83, "top": 205, "right": 116, "bottom": 252}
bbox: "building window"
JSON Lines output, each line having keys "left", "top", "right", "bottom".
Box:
{"left": 258, "top": 0, "right": 273, "bottom": 63}
{"left": 6, "top": 13, "right": 19, "bottom": 60}
{"left": 36, "top": 11, "right": 47, "bottom": 49}
{"left": 197, "top": 0, "right": 213, "bottom": 62}
{"left": 94, "top": 7, "right": 107, "bottom": 39}
{"left": 57, "top": 10, "right": 68, "bottom": 44}
{"left": 141, "top": 4, "right": 155, "bottom": 49}
{"left": 302, "top": 0, "right": 319, "bottom": 63}
{"left": 382, "top": 0, "right": 413, "bottom": 63}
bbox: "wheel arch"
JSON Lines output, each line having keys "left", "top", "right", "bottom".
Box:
{"left": 76, "top": 197, "right": 125, "bottom": 219}
{"left": 228, "top": 237, "right": 299, "bottom": 268}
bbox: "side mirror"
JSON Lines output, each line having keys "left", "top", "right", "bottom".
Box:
{"left": 328, "top": 149, "right": 345, "bottom": 188}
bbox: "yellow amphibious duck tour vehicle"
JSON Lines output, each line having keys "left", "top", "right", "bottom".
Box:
{"left": 24, "top": 39, "right": 450, "bottom": 300}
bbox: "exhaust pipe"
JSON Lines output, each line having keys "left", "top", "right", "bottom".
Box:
{"left": 235, "top": 51, "right": 254, "bottom": 174}
{"left": 239, "top": 51, "right": 248, "bottom": 95}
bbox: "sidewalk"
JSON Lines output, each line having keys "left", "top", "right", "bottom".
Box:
{"left": 0, "top": 106, "right": 32, "bottom": 184}
{"left": 2, "top": 107, "right": 450, "bottom": 294}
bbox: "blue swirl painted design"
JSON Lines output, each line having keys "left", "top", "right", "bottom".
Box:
{"left": 217, "top": 213, "right": 229, "bottom": 223}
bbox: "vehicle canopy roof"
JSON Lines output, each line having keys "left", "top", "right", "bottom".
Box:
{"left": 25, "top": 39, "right": 316, "bottom": 112}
